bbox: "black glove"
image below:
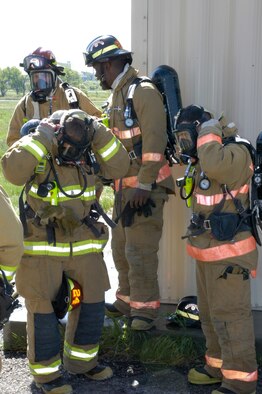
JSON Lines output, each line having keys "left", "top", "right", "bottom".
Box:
{"left": 137, "top": 198, "right": 156, "bottom": 218}
{"left": 129, "top": 188, "right": 151, "bottom": 208}
{"left": 119, "top": 198, "right": 156, "bottom": 228}
{"left": 0, "top": 276, "right": 20, "bottom": 329}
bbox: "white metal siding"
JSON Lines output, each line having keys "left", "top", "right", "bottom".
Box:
{"left": 131, "top": 0, "right": 262, "bottom": 308}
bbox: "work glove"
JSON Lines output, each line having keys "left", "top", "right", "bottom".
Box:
{"left": 129, "top": 188, "right": 151, "bottom": 208}
{"left": 0, "top": 270, "right": 19, "bottom": 328}
{"left": 119, "top": 198, "right": 156, "bottom": 228}
{"left": 36, "top": 118, "right": 58, "bottom": 144}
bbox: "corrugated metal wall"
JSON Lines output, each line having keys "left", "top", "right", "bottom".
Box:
{"left": 131, "top": 0, "right": 262, "bottom": 308}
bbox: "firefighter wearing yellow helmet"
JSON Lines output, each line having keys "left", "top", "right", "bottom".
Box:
{"left": 1, "top": 109, "right": 130, "bottom": 393}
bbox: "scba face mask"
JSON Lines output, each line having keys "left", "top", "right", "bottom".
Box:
{"left": 29, "top": 70, "right": 56, "bottom": 103}
{"left": 56, "top": 111, "right": 93, "bottom": 163}
{"left": 174, "top": 122, "right": 199, "bottom": 163}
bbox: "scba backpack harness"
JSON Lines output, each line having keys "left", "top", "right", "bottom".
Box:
{"left": 123, "top": 65, "right": 183, "bottom": 166}
{"left": 180, "top": 134, "right": 262, "bottom": 245}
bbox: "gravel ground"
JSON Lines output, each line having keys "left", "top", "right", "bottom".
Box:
{"left": 0, "top": 351, "right": 261, "bottom": 394}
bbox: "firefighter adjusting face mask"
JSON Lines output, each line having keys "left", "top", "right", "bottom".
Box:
{"left": 174, "top": 122, "right": 199, "bottom": 162}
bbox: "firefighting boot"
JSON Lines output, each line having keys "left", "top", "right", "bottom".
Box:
{"left": 36, "top": 376, "right": 73, "bottom": 393}
{"left": 131, "top": 316, "right": 155, "bottom": 331}
{"left": 188, "top": 366, "right": 222, "bottom": 385}
{"left": 105, "top": 302, "right": 123, "bottom": 318}
{"left": 84, "top": 364, "right": 113, "bottom": 381}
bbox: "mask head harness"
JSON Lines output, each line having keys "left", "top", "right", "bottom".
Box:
{"left": 55, "top": 109, "right": 93, "bottom": 164}
{"left": 20, "top": 47, "right": 65, "bottom": 103}
{"left": 174, "top": 105, "right": 212, "bottom": 163}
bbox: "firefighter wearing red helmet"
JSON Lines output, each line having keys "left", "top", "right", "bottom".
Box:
{"left": 174, "top": 105, "right": 258, "bottom": 394}
{"left": 1, "top": 109, "right": 130, "bottom": 393}
{"left": 84, "top": 35, "right": 175, "bottom": 331}
{"left": 6, "top": 47, "right": 102, "bottom": 147}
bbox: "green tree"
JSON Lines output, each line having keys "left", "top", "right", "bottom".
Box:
{"left": 7, "top": 67, "right": 27, "bottom": 95}
{"left": 61, "top": 67, "right": 82, "bottom": 86}
{"left": 0, "top": 68, "right": 9, "bottom": 96}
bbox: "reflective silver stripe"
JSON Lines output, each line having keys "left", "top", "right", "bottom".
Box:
{"left": 20, "top": 138, "right": 48, "bottom": 161}
{"left": 29, "top": 360, "right": 61, "bottom": 375}
{"left": 64, "top": 341, "right": 99, "bottom": 361}
{"left": 24, "top": 240, "right": 107, "bottom": 256}
{"left": 29, "top": 184, "right": 96, "bottom": 201}
{"left": 98, "top": 138, "right": 120, "bottom": 161}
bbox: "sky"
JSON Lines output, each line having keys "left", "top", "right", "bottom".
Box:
{"left": 1, "top": 0, "right": 131, "bottom": 73}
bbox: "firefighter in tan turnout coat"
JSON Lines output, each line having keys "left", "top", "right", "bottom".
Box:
{"left": 1, "top": 109, "right": 129, "bottom": 394}
{"left": 7, "top": 47, "right": 101, "bottom": 148}
{"left": 83, "top": 35, "right": 175, "bottom": 331}
{"left": 174, "top": 105, "right": 258, "bottom": 394}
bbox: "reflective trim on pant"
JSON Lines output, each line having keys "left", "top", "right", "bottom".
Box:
{"left": 130, "top": 300, "right": 160, "bottom": 309}
{"left": 222, "top": 368, "right": 258, "bottom": 382}
{"left": 29, "top": 359, "right": 61, "bottom": 376}
{"left": 206, "top": 354, "right": 223, "bottom": 369}
{"left": 64, "top": 340, "right": 99, "bottom": 362}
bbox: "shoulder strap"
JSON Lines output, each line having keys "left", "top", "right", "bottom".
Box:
{"left": 61, "top": 82, "right": 79, "bottom": 109}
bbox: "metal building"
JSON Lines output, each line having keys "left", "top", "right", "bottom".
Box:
{"left": 131, "top": 0, "right": 262, "bottom": 309}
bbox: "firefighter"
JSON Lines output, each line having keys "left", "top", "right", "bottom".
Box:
{"left": 0, "top": 186, "right": 24, "bottom": 372}
{"left": 1, "top": 109, "right": 130, "bottom": 393}
{"left": 174, "top": 105, "right": 257, "bottom": 394}
{"left": 7, "top": 47, "right": 102, "bottom": 147}
{"left": 83, "top": 35, "right": 175, "bottom": 331}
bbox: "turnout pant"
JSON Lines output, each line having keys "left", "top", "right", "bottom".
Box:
{"left": 196, "top": 260, "right": 257, "bottom": 394}
{"left": 16, "top": 253, "right": 110, "bottom": 384}
{"left": 111, "top": 186, "right": 168, "bottom": 320}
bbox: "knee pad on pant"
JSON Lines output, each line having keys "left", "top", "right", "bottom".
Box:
{"left": 74, "top": 301, "right": 105, "bottom": 345}
{"left": 34, "top": 313, "right": 60, "bottom": 362}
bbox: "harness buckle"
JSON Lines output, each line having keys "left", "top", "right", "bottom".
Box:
{"left": 203, "top": 219, "right": 211, "bottom": 230}
{"left": 128, "top": 150, "right": 137, "bottom": 160}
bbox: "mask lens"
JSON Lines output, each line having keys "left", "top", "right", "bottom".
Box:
{"left": 175, "top": 130, "right": 194, "bottom": 152}
{"left": 30, "top": 71, "right": 54, "bottom": 91}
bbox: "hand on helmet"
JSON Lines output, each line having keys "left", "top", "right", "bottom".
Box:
{"left": 129, "top": 188, "right": 151, "bottom": 209}
{"left": 37, "top": 118, "right": 58, "bottom": 144}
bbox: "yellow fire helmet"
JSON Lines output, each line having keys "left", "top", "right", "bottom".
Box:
{"left": 52, "top": 273, "right": 83, "bottom": 319}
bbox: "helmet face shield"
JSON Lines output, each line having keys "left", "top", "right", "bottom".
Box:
{"left": 22, "top": 54, "right": 53, "bottom": 72}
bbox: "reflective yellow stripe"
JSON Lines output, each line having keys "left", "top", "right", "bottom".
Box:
{"left": 29, "top": 184, "right": 96, "bottom": 202}
{"left": 97, "top": 137, "right": 121, "bottom": 161}
{"left": 176, "top": 310, "right": 199, "bottom": 321}
{"left": 24, "top": 239, "right": 107, "bottom": 256}
{"left": 64, "top": 341, "right": 99, "bottom": 361}
{"left": 222, "top": 368, "right": 257, "bottom": 382}
{"left": 0, "top": 265, "right": 17, "bottom": 281}
{"left": 197, "top": 133, "right": 222, "bottom": 148}
{"left": 29, "top": 359, "right": 61, "bottom": 375}
{"left": 187, "top": 236, "right": 256, "bottom": 261}
{"left": 92, "top": 44, "right": 120, "bottom": 59}
{"left": 20, "top": 137, "right": 48, "bottom": 161}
